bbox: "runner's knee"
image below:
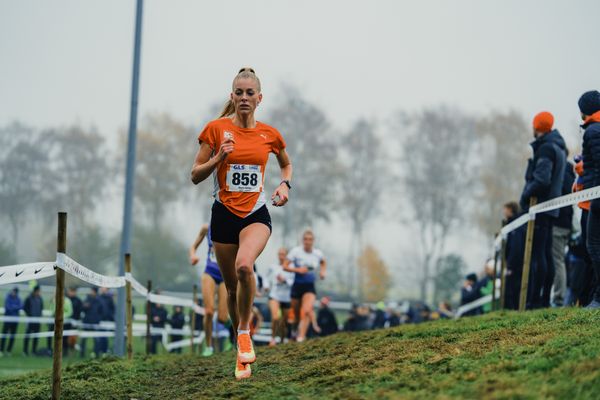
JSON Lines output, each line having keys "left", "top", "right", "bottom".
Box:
{"left": 236, "top": 263, "right": 253, "bottom": 282}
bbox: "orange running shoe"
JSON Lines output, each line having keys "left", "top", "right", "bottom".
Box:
{"left": 235, "top": 358, "right": 252, "bottom": 380}
{"left": 237, "top": 332, "right": 256, "bottom": 364}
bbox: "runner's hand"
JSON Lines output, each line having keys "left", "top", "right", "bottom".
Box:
{"left": 320, "top": 270, "right": 326, "bottom": 280}
{"left": 296, "top": 266, "right": 309, "bottom": 274}
{"left": 271, "top": 183, "right": 289, "bottom": 207}
{"left": 217, "top": 138, "right": 235, "bottom": 161}
{"left": 190, "top": 255, "right": 200, "bottom": 266}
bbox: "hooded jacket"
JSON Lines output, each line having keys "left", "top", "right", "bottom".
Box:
{"left": 582, "top": 112, "right": 600, "bottom": 212}
{"left": 520, "top": 129, "right": 567, "bottom": 218}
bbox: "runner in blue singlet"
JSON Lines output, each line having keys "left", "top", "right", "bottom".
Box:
{"left": 189, "top": 224, "right": 230, "bottom": 356}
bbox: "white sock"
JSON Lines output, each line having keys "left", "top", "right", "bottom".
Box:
{"left": 238, "top": 329, "right": 250, "bottom": 335}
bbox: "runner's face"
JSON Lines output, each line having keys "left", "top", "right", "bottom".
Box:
{"left": 278, "top": 249, "right": 287, "bottom": 263}
{"left": 303, "top": 234, "right": 314, "bottom": 251}
{"left": 231, "top": 78, "right": 262, "bottom": 116}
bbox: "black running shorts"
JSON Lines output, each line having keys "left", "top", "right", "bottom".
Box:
{"left": 210, "top": 201, "right": 272, "bottom": 245}
{"left": 290, "top": 282, "right": 316, "bottom": 299}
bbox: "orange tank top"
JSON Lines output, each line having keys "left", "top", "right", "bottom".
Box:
{"left": 198, "top": 118, "right": 286, "bottom": 218}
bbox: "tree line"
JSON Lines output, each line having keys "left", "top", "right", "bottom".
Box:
{"left": 0, "top": 86, "right": 530, "bottom": 302}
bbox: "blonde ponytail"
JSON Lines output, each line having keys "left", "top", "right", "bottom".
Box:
{"left": 218, "top": 100, "right": 236, "bottom": 118}
{"left": 218, "top": 67, "right": 261, "bottom": 118}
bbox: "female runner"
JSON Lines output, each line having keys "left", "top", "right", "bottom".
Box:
{"left": 191, "top": 68, "right": 292, "bottom": 380}
{"left": 189, "top": 223, "right": 230, "bottom": 356}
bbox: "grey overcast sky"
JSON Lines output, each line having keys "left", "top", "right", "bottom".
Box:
{"left": 1, "top": 0, "right": 599, "bottom": 141}
{"left": 1, "top": 0, "right": 599, "bottom": 289}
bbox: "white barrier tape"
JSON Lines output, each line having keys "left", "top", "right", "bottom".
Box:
{"left": 0, "top": 315, "right": 69, "bottom": 324}
{"left": 164, "top": 333, "right": 205, "bottom": 352}
{"left": 147, "top": 293, "right": 194, "bottom": 308}
{"left": 500, "top": 213, "right": 531, "bottom": 239}
{"left": 124, "top": 273, "right": 148, "bottom": 296}
{"left": 455, "top": 294, "right": 492, "bottom": 319}
{"left": 529, "top": 186, "right": 600, "bottom": 215}
{"left": 193, "top": 304, "right": 205, "bottom": 315}
{"left": 0, "top": 262, "right": 56, "bottom": 285}
{"left": 56, "top": 253, "right": 126, "bottom": 288}
{"left": 493, "top": 185, "right": 600, "bottom": 254}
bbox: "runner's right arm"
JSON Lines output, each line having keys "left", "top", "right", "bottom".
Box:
{"left": 283, "top": 257, "right": 308, "bottom": 274}
{"left": 191, "top": 140, "right": 234, "bottom": 184}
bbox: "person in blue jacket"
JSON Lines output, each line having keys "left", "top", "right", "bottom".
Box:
{"left": 520, "top": 111, "right": 566, "bottom": 309}
{"left": 578, "top": 90, "right": 600, "bottom": 308}
{"left": 80, "top": 287, "right": 105, "bottom": 358}
{"left": 0, "top": 287, "right": 22, "bottom": 355}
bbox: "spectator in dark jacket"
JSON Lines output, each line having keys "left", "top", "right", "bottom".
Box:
{"left": 1, "top": 287, "right": 22, "bottom": 354}
{"left": 460, "top": 274, "right": 482, "bottom": 316}
{"left": 65, "top": 287, "right": 82, "bottom": 354}
{"left": 551, "top": 158, "right": 576, "bottom": 306}
{"left": 80, "top": 287, "right": 105, "bottom": 358}
{"left": 169, "top": 306, "right": 185, "bottom": 353}
{"left": 520, "top": 112, "right": 566, "bottom": 309}
{"left": 371, "top": 302, "right": 387, "bottom": 329}
{"left": 316, "top": 297, "right": 338, "bottom": 336}
{"left": 503, "top": 202, "right": 526, "bottom": 310}
{"left": 23, "top": 286, "right": 43, "bottom": 355}
{"left": 97, "top": 287, "right": 114, "bottom": 354}
{"left": 150, "top": 302, "right": 168, "bottom": 354}
{"left": 343, "top": 304, "right": 370, "bottom": 332}
{"left": 578, "top": 90, "right": 600, "bottom": 308}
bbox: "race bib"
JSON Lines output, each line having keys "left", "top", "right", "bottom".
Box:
{"left": 226, "top": 164, "right": 263, "bottom": 192}
{"left": 208, "top": 248, "right": 217, "bottom": 264}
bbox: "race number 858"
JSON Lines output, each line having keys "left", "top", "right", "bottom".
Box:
{"left": 232, "top": 172, "right": 259, "bottom": 187}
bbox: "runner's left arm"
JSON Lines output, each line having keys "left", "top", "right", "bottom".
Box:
{"left": 272, "top": 149, "right": 292, "bottom": 207}
{"left": 319, "top": 258, "right": 327, "bottom": 280}
{"left": 189, "top": 224, "right": 209, "bottom": 265}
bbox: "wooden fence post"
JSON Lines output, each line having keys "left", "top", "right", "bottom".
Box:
{"left": 125, "top": 254, "right": 133, "bottom": 360}
{"left": 519, "top": 197, "right": 537, "bottom": 311}
{"left": 146, "top": 280, "right": 152, "bottom": 355}
{"left": 499, "top": 237, "right": 508, "bottom": 310}
{"left": 190, "top": 284, "right": 197, "bottom": 354}
{"left": 492, "top": 236, "right": 499, "bottom": 311}
{"left": 52, "top": 212, "right": 67, "bottom": 400}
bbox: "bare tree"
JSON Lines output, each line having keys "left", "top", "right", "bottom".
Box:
{"left": 266, "top": 85, "right": 342, "bottom": 245}
{"left": 0, "top": 122, "right": 52, "bottom": 246}
{"left": 129, "top": 112, "right": 205, "bottom": 229}
{"left": 340, "top": 119, "right": 383, "bottom": 299}
{"left": 393, "top": 106, "right": 478, "bottom": 303}
{"left": 43, "top": 124, "right": 112, "bottom": 227}
{"left": 475, "top": 110, "right": 530, "bottom": 237}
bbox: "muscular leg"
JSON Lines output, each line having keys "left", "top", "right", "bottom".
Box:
{"left": 213, "top": 243, "right": 239, "bottom": 340}
{"left": 291, "top": 298, "right": 300, "bottom": 336}
{"left": 235, "top": 223, "right": 270, "bottom": 330}
{"left": 297, "top": 292, "right": 316, "bottom": 341}
{"left": 201, "top": 273, "right": 217, "bottom": 348}
{"left": 268, "top": 299, "right": 281, "bottom": 341}
{"left": 280, "top": 306, "right": 290, "bottom": 342}
{"left": 217, "top": 282, "right": 229, "bottom": 324}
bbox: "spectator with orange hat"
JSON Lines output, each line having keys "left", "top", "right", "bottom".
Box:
{"left": 519, "top": 111, "right": 566, "bottom": 309}
{"left": 578, "top": 90, "right": 600, "bottom": 308}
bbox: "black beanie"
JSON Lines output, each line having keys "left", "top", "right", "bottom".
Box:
{"left": 466, "top": 273, "right": 477, "bottom": 283}
{"left": 578, "top": 90, "right": 600, "bottom": 116}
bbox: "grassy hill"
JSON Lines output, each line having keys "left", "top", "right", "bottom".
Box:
{"left": 2, "top": 308, "right": 600, "bottom": 399}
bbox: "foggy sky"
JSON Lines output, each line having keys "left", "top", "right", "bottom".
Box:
{"left": 1, "top": 0, "right": 599, "bottom": 294}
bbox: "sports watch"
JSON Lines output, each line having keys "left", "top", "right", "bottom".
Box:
{"left": 280, "top": 180, "right": 292, "bottom": 190}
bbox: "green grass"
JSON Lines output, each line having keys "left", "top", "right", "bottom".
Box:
{"left": 1, "top": 308, "right": 600, "bottom": 399}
